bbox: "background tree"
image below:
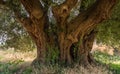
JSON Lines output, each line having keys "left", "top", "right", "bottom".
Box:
{"left": 0, "top": 0, "right": 118, "bottom": 68}
{"left": 0, "top": 7, "right": 34, "bottom": 51}
{"left": 97, "top": 1, "right": 120, "bottom": 49}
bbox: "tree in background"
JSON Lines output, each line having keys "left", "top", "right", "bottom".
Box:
{"left": 0, "top": 9, "right": 34, "bottom": 51}
{"left": 0, "top": 0, "right": 118, "bottom": 68}
{"left": 97, "top": 1, "right": 120, "bottom": 49}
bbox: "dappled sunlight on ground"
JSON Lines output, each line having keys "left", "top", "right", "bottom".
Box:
{"left": 0, "top": 49, "right": 36, "bottom": 62}
{"left": 0, "top": 47, "right": 120, "bottom": 74}
{"left": 0, "top": 49, "right": 36, "bottom": 73}
{"left": 92, "top": 43, "right": 115, "bottom": 55}
{"left": 113, "top": 61, "right": 120, "bottom": 64}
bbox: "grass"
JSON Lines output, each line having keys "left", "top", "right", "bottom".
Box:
{"left": 0, "top": 49, "right": 120, "bottom": 74}
{"left": 94, "top": 51, "right": 120, "bottom": 74}
{"left": 110, "top": 64, "right": 120, "bottom": 74}
{"left": 0, "top": 49, "right": 36, "bottom": 74}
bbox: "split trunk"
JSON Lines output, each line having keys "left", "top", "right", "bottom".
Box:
{"left": 15, "top": 0, "right": 117, "bottom": 67}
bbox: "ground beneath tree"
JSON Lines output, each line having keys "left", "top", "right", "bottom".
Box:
{"left": 0, "top": 47, "right": 119, "bottom": 74}
{"left": 0, "top": 49, "right": 36, "bottom": 73}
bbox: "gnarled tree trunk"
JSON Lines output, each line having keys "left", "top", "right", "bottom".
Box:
{"left": 0, "top": 0, "right": 117, "bottom": 68}
{"left": 20, "top": 0, "right": 116, "bottom": 67}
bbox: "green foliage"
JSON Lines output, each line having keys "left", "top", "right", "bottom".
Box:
{"left": 0, "top": 60, "right": 24, "bottom": 74}
{"left": 46, "top": 45, "right": 59, "bottom": 64}
{"left": 0, "top": 7, "right": 35, "bottom": 51}
{"left": 97, "top": 1, "right": 120, "bottom": 48}
{"left": 5, "top": 35, "right": 35, "bottom": 51}
{"left": 0, "top": 60, "right": 34, "bottom": 74}
{"left": 80, "top": 0, "right": 95, "bottom": 11}
{"left": 110, "top": 64, "right": 120, "bottom": 74}
{"left": 94, "top": 51, "right": 120, "bottom": 74}
{"left": 22, "top": 67, "right": 32, "bottom": 74}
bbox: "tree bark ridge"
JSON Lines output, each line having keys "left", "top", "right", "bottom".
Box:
{"left": 67, "top": 0, "right": 117, "bottom": 44}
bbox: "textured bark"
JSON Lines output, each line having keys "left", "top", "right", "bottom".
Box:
{"left": 19, "top": 0, "right": 49, "bottom": 63}
{"left": 67, "top": 0, "right": 117, "bottom": 43}
{"left": 78, "top": 30, "right": 97, "bottom": 67}
{"left": 52, "top": 0, "right": 117, "bottom": 65}
{"left": 0, "top": 0, "right": 117, "bottom": 67}
{"left": 52, "top": 0, "right": 78, "bottom": 64}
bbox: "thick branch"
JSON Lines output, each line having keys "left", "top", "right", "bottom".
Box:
{"left": 52, "top": 0, "right": 78, "bottom": 25}
{"left": 14, "top": 10, "right": 33, "bottom": 32}
{"left": 20, "top": 0, "right": 44, "bottom": 19}
{"left": 67, "top": 0, "right": 117, "bottom": 43}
